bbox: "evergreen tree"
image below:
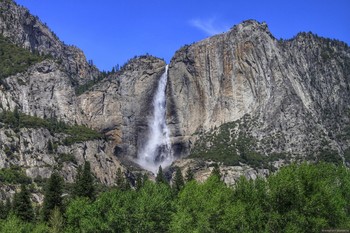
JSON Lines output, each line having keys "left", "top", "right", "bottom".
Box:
{"left": 73, "top": 161, "right": 95, "bottom": 200}
{"left": 211, "top": 163, "right": 221, "bottom": 180}
{"left": 12, "top": 184, "right": 34, "bottom": 222}
{"left": 13, "top": 106, "right": 20, "bottom": 130}
{"left": 116, "top": 167, "right": 124, "bottom": 188}
{"left": 0, "top": 201, "right": 5, "bottom": 219}
{"left": 135, "top": 173, "right": 143, "bottom": 191}
{"left": 185, "top": 167, "right": 195, "bottom": 182}
{"left": 172, "top": 167, "right": 184, "bottom": 194}
{"left": 116, "top": 167, "right": 130, "bottom": 191}
{"left": 156, "top": 166, "right": 168, "bottom": 185}
{"left": 47, "top": 139, "right": 54, "bottom": 153}
{"left": 49, "top": 207, "right": 64, "bottom": 233}
{"left": 42, "top": 172, "right": 63, "bottom": 221}
{"left": 0, "top": 199, "right": 10, "bottom": 219}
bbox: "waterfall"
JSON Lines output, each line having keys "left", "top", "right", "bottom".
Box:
{"left": 137, "top": 65, "right": 173, "bottom": 173}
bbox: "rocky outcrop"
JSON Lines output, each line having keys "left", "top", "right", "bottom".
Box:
{"left": 78, "top": 56, "right": 166, "bottom": 159}
{"left": 0, "top": 127, "right": 121, "bottom": 184}
{"left": 0, "top": 60, "right": 83, "bottom": 123}
{"left": 172, "top": 158, "right": 269, "bottom": 186}
{"left": 0, "top": 55, "right": 166, "bottom": 184}
{"left": 168, "top": 20, "right": 350, "bottom": 164}
{"left": 0, "top": 0, "right": 99, "bottom": 85}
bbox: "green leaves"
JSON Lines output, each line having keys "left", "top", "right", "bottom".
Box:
{"left": 2, "top": 162, "right": 350, "bottom": 232}
{"left": 42, "top": 172, "right": 64, "bottom": 221}
{"left": 12, "top": 184, "right": 34, "bottom": 222}
{"left": 0, "top": 35, "right": 45, "bottom": 80}
{"left": 171, "top": 177, "right": 234, "bottom": 233}
{"left": 0, "top": 110, "right": 103, "bottom": 145}
{"left": 73, "top": 161, "right": 95, "bottom": 200}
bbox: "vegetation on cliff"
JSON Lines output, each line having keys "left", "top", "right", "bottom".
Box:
{"left": 0, "top": 109, "right": 103, "bottom": 146}
{"left": 1, "top": 163, "right": 350, "bottom": 232}
{"left": 0, "top": 35, "right": 46, "bottom": 80}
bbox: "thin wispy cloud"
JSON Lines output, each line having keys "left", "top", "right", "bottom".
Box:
{"left": 189, "top": 17, "right": 229, "bottom": 36}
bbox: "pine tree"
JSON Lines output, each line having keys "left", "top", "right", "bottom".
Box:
{"left": 73, "top": 161, "right": 95, "bottom": 199}
{"left": 185, "top": 167, "right": 195, "bottom": 182}
{"left": 211, "top": 163, "right": 222, "bottom": 180}
{"left": 49, "top": 207, "right": 64, "bottom": 233}
{"left": 12, "top": 184, "right": 34, "bottom": 222}
{"left": 13, "top": 106, "right": 20, "bottom": 130}
{"left": 116, "top": 168, "right": 129, "bottom": 191}
{"left": 156, "top": 166, "right": 168, "bottom": 185}
{"left": 42, "top": 172, "right": 63, "bottom": 221}
{"left": 47, "top": 139, "right": 54, "bottom": 153}
{"left": 135, "top": 173, "right": 143, "bottom": 191}
{"left": 0, "top": 199, "right": 10, "bottom": 219}
{"left": 172, "top": 167, "right": 184, "bottom": 194}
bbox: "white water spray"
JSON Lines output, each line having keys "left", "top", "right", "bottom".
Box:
{"left": 137, "top": 65, "right": 173, "bottom": 173}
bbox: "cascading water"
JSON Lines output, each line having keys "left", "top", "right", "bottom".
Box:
{"left": 137, "top": 65, "right": 174, "bottom": 173}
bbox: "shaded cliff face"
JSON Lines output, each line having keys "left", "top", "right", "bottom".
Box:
{"left": 78, "top": 57, "right": 166, "bottom": 159}
{"left": 168, "top": 20, "right": 350, "bottom": 165}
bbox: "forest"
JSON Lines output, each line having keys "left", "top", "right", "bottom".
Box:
{"left": 1, "top": 162, "right": 350, "bottom": 233}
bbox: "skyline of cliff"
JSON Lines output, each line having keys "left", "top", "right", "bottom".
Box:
{"left": 14, "top": 0, "right": 350, "bottom": 71}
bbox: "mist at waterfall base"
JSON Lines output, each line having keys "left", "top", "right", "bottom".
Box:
{"left": 136, "top": 66, "right": 174, "bottom": 174}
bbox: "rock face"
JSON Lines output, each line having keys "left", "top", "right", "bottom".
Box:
{"left": 78, "top": 56, "right": 166, "bottom": 159}
{"left": 0, "top": 60, "right": 83, "bottom": 123}
{"left": 0, "top": 0, "right": 166, "bottom": 188}
{"left": 167, "top": 20, "right": 350, "bottom": 164}
{"left": 0, "top": 0, "right": 99, "bottom": 85}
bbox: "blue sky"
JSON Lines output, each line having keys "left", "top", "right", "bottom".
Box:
{"left": 15, "top": 0, "right": 350, "bottom": 71}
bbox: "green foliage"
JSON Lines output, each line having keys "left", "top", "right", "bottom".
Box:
{"left": 57, "top": 153, "right": 77, "bottom": 165}
{"left": 172, "top": 167, "right": 184, "bottom": 194}
{"left": 0, "top": 214, "right": 29, "bottom": 233}
{"left": 0, "top": 166, "right": 31, "bottom": 184}
{"left": 66, "top": 181, "right": 172, "bottom": 233}
{"left": 156, "top": 166, "right": 168, "bottom": 185}
{"left": 189, "top": 118, "right": 273, "bottom": 168}
{"left": 135, "top": 173, "right": 143, "bottom": 191}
{"left": 12, "top": 184, "right": 34, "bottom": 222}
{"left": 75, "top": 73, "right": 107, "bottom": 95}
{"left": 0, "top": 35, "right": 45, "bottom": 80}
{"left": 115, "top": 167, "right": 130, "bottom": 191}
{"left": 211, "top": 163, "right": 222, "bottom": 179}
{"left": 267, "top": 163, "right": 349, "bottom": 232}
{"left": 185, "top": 167, "right": 195, "bottom": 182}
{"left": 171, "top": 176, "right": 234, "bottom": 232}
{"left": 344, "top": 148, "right": 350, "bottom": 164}
{"left": 2, "top": 163, "right": 350, "bottom": 232}
{"left": 0, "top": 110, "right": 103, "bottom": 145}
{"left": 0, "top": 214, "right": 49, "bottom": 233}
{"left": 132, "top": 181, "right": 173, "bottom": 232}
{"left": 317, "top": 148, "right": 343, "bottom": 164}
{"left": 48, "top": 207, "right": 64, "bottom": 233}
{"left": 0, "top": 199, "right": 11, "bottom": 220}
{"left": 62, "top": 124, "right": 103, "bottom": 145}
{"left": 73, "top": 161, "right": 95, "bottom": 200}
{"left": 42, "top": 172, "right": 64, "bottom": 221}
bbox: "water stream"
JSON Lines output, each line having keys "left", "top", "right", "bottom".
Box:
{"left": 137, "top": 65, "right": 173, "bottom": 173}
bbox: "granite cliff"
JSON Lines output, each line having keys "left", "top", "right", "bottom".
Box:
{"left": 167, "top": 20, "right": 350, "bottom": 171}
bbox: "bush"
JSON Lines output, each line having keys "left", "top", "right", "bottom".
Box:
{"left": 0, "top": 110, "right": 103, "bottom": 145}
{"left": 0, "top": 166, "right": 31, "bottom": 184}
{"left": 0, "top": 35, "right": 45, "bottom": 80}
